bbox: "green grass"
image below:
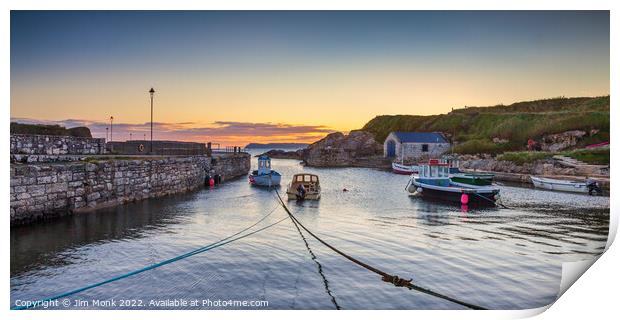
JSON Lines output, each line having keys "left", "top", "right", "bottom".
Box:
{"left": 495, "top": 148, "right": 609, "bottom": 165}
{"left": 496, "top": 151, "right": 554, "bottom": 165}
{"left": 562, "top": 148, "right": 609, "bottom": 165}
{"left": 83, "top": 156, "right": 166, "bottom": 163}
{"left": 361, "top": 96, "right": 609, "bottom": 154}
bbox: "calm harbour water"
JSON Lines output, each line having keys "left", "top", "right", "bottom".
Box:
{"left": 11, "top": 151, "right": 610, "bottom": 310}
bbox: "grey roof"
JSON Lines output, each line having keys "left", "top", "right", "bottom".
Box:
{"left": 390, "top": 132, "right": 448, "bottom": 143}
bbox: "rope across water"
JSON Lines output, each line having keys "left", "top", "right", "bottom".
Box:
{"left": 274, "top": 189, "right": 487, "bottom": 310}
{"left": 13, "top": 204, "right": 286, "bottom": 310}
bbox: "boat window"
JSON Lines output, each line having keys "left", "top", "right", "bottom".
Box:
{"left": 422, "top": 144, "right": 429, "bottom": 152}
{"left": 431, "top": 166, "right": 438, "bottom": 177}
{"left": 304, "top": 175, "right": 311, "bottom": 182}
{"left": 311, "top": 176, "right": 317, "bottom": 182}
{"left": 296, "top": 175, "right": 303, "bottom": 182}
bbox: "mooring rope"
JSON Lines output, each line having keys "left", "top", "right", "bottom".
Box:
{"left": 288, "top": 209, "right": 341, "bottom": 309}
{"left": 472, "top": 192, "right": 509, "bottom": 209}
{"left": 274, "top": 189, "right": 487, "bottom": 310}
{"left": 13, "top": 205, "right": 286, "bottom": 310}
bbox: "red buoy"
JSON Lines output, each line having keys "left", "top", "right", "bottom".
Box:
{"left": 209, "top": 178, "right": 215, "bottom": 187}
{"left": 460, "top": 193, "right": 469, "bottom": 205}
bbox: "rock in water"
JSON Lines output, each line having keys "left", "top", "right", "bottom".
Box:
{"left": 256, "top": 149, "right": 303, "bottom": 159}
{"left": 302, "top": 131, "right": 387, "bottom": 167}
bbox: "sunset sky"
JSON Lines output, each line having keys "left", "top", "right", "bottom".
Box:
{"left": 11, "top": 11, "right": 609, "bottom": 145}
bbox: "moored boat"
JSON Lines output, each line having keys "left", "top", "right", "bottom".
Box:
{"left": 450, "top": 172, "right": 495, "bottom": 186}
{"left": 530, "top": 176, "right": 602, "bottom": 195}
{"left": 286, "top": 173, "right": 321, "bottom": 200}
{"left": 249, "top": 155, "right": 281, "bottom": 187}
{"left": 442, "top": 156, "right": 494, "bottom": 186}
{"left": 406, "top": 160, "right": 500, "bottom": 205}
{"left": 392, "top": 162, "right": 419, "bottom": 175}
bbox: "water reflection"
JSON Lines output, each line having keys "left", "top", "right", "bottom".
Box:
{"left": 10, "top": 154, "right": 610, "bottom": 310}
{"left": 11, "top": 193, "right": 198, "bottom": 276}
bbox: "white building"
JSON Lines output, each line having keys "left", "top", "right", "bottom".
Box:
{"left": 384, "top": 132, "right": 451, "bottom": 161}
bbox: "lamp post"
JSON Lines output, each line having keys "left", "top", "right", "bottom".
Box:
{"left": 105, "top": 127, "right": 109, "bottom": 141}
{"left": 129, "top": 133, "right": 132, "bottom": 141}
{"left": 110, "top": 116, "right": 114, "bottom": 141}
{"left": 149, "top": 87, "right": 155, "bottom": 154}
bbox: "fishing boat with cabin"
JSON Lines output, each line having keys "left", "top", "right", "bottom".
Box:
{"left": 406, "top": 159, "right": 500, "bottom": 205}
{"left": 286, "top": 173, "right": 321, "bottom": 200}
{"left": 249, "top": 155, "right": 281, "bottom": 187}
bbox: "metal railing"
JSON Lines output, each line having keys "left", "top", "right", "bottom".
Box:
{"left": 208, "top": 143, "right": 247, "bottom": 154}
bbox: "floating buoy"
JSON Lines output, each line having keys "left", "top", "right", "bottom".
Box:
{"left": 209, "top": 178, "right": 215, "bottom": 187}
{"left": 460, "top": 193, "right": 469, "bottom": 205}
{"left": 342, "top": 188, "right": 348, "bottom": 192}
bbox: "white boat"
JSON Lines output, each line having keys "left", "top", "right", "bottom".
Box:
{"left": 392, "top": 162, "right": 419, "bottom": 175}
{"left": 530, "top": 176, "right": 589, "bottom": 193}
{"left": 286, "top": 173, "right": 321, "bottom": 200}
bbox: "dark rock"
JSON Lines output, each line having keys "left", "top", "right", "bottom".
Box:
{"left": 302, "top": 131, "right": 388, "bottom": 168}
{"left": 256, "top": 149, "right": 303, "bottom": 160}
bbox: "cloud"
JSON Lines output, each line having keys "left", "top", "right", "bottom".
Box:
{"left": 10, "top": 117, "right": 336, "bottom": 145}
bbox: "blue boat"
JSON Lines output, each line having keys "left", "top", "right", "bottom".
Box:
{"left": 249, "top": 155, "right": 281, "bottom": 187}
{"left": 405, "top": 160, "right": 500, "bottom": 205}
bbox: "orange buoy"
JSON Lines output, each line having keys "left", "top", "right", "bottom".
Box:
{"left": 460, "top": 193, "right": 469, "bottom": 205}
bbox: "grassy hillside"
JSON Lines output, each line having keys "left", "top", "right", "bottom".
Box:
{"left": 361, "top": 96, "right": 609, "bottom": 155}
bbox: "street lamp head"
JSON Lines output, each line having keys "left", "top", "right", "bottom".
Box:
{"left": 149, "top": 87, "right": 155, "bottom": 96}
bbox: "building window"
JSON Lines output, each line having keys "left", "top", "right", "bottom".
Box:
{"left": 422, "top": 144, "right": 429, "bottom": 152}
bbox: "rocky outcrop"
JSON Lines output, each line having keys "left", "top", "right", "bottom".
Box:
{"left": 257, "top": 149, "right": 303, "bottom": 160}
{"left": 540, "top": 130, "right": 587, "bottom": 152}
{"left": 302, "top": 131, "right": 388, "bottom": 168}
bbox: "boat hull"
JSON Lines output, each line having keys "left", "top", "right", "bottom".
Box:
{"left": 286, "top": 191, "right": 321, "bottom": 201}
{"left": 392, "top": 163, "right": 418, "bottom": 175}
{"left": 409, "top": 179, "right": 499, "bottom": 205}
{"left": 531, "top": 176, "right": 588, "bottom": 193}
{"left": 249, "top": 172, "right": 281, "bottom": 187}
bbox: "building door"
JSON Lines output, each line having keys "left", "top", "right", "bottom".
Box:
{"left": 386, "top": 140, "right": 396, "bottom": 157}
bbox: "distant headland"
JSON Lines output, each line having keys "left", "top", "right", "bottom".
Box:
{"left": 245, "top": 143, "right": 309, "bottom": 149}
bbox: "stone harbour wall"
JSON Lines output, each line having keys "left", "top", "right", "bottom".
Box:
{"left": 11, "top": 134, "right": 106, "bottom": 155}
{"left": 10, "top": 153, "right": 251, "bottom": 225}
{"left": 210, "top": 153, "right": 251, "bottom": 181}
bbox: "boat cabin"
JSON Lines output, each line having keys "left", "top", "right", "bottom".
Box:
{"left": 439, "top": 156, "right": 460, "bottom": 174}
{"left": 290, "top": 174, "right": 320, "bottom": 191}
{"left": 419, "top": 159, "right": 450, "bottom": 178}
{"left": 286, "top": 173, "right": 322, "bottom": 200}
{"left": 257, "top": 155, "right": 272, "bottom": 175}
